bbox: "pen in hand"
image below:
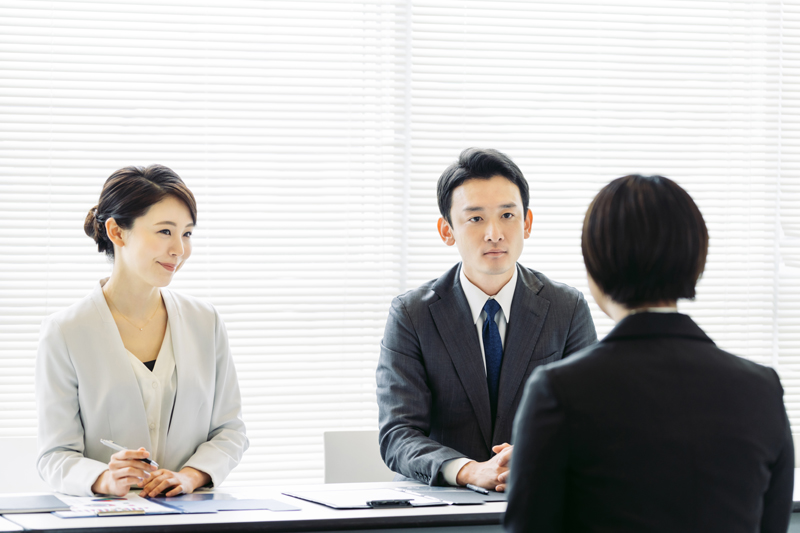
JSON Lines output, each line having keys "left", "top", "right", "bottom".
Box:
{"left": 100, "top": 439, "right": 159, "bottom": 469}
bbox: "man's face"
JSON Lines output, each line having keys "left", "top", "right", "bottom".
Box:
{"left": 438, "top": 175, "right": 532, "bottom": 288}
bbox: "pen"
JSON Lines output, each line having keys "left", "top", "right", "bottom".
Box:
{"left": 367, "top": 499, "right": 412, "bottom": 508}
{"left": 465, "top": 483, "right": 490, "bottom": 495}
{"left": 100, "top": 439, "right": 159, "bottom": 469}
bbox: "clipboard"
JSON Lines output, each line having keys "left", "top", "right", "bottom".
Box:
{"left": 398, "top": 486, "right": 508, "bottom": 505}
{"left": 283, "top": 488, "right": 447, "bottom": 510}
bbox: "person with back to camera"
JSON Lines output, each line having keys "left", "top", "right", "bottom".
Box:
{"left": 377, "top": 148, "right": 597, "bottom": 491}
{"left": 504, "top": 175, "right": 794, "bottom": 533}
{"left": 36, "top": 165, "right": 248, "bottom": 497}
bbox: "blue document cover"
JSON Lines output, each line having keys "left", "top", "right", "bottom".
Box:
{"left": 0, "top": 495, "right": 69, "bottom": 514}
{"left": 154, "top": 493, "right": 299, "bottom": 513}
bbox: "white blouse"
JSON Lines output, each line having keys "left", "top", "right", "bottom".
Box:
{"left": 125, "top": 323, "right": 177, "bottom": 465}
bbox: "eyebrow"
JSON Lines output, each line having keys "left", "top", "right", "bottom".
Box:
{"left": 462, "top": 202, "right": 518, "bottom": 212}
{"left": 155, "top": 221, "right": 196, "bottom": 227}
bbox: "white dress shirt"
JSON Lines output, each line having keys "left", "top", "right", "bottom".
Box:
{"left": 125, "top": 323, "right": 177, "bottom": 465}
{"left": 442, "top": 265, "right": 519, "bottom": 486}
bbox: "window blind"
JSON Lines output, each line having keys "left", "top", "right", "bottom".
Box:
{"left": 0, "top": 0, "right": 406, "bottom": 486}
{"left": 0, "top": 0, "right": 798, "bottom": 487}
{"left": 404, "top": 0, "right": 800, "bottom": 423}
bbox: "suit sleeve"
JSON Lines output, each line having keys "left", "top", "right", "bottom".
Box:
{"left": 760, "top": 371, "right": 794, "bottom": 533}
{"left": 504, "top": 367, "right": 568, "bottom": 533}
{"left": 182, "top": 309, "right": 249, "bottom": 487}
{"left": 563, "top": 291, "right": 597, "bottom": 358}
{"left": 35, "top": 317, "right": 109, "bottom": 496}
{"left": 376, "top": 296, "right": 468, "bottom": 486}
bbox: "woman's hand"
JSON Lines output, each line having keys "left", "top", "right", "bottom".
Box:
{"left": 140, "top": 466, "right": 210, "bottom": 498}
{"left": 91, "top": 447, "right": 157, "bottom": 496}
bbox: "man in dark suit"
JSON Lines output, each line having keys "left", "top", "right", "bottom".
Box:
{"left": 376, "top": 148, "right": 597, "bottom": 490}
{"left": 505, "top": 175, "right": 794, "bottom": 532}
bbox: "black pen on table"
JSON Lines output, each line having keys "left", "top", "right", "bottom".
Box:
{"left": 100, "top": 439, "right": 159, "bottom": 469}
{"left": 465, "top": 483, "right": 490, "bottom": 495}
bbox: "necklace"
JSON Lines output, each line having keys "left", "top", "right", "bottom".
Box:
{"left": 105, "top": 292, "right": 161, "bottom": 332}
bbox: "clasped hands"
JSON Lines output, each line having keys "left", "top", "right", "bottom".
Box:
{"left": 455, "top": 443, "right": 513, "bottom": 492}
{"left": 91, "top": 447, "right": 210, "bottom": 498}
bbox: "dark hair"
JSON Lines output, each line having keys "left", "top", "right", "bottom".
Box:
{"left": 437, "top": 148, "right": 530, "bottom": 225}
{"left": 84, "top": 165, "right": 197, "bottom": 259}
{"left": 581, "top": 174, "right": 708, "bottom": 307}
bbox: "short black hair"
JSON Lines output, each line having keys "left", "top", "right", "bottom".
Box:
{"left": 437, "top": 148, "right": 530, "bottom": 225}
{"left": 581, "top": 174, "right": 708, "bottom": 307}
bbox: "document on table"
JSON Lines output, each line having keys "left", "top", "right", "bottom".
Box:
{"left": 53, "top": 494, "right": 179, "bottom": 518}
{"left": 398, "top": 486, "right": 508, "bottom": 505}
{"left": 283, "top": 488, "right": 447, "bottom": 510}
{"left": 154, "top": 493, "right": 299, "bottom": 513}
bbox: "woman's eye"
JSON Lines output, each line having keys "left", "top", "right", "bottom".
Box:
{"left": 159, "top": 229, "right": 171, "bottom": 235}
{"left": 183, "top": 232, "right": 192, "bottom": 238}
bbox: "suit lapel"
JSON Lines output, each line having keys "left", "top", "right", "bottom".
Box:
{"left": 495, "top": 268, "right": 549, "bottom": 438}
{"left": 90, "top": 282, "right": 152, "bottom": 451}
{"left": 161, "top": 289, "right": 196, "bottom": 463}
{"left": 429, "top": 266, "right": 493, "bottom": 450}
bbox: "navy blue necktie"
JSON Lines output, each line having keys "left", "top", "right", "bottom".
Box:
{"left": 482, "top": 299, "right": 503, "bottom": 426}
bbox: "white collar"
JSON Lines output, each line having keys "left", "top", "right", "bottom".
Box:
{"left": 627, "top": 306, "right": 679, "bottom": 316}
{"left": 459, "top": 264, "right": 518, "bottom": 324}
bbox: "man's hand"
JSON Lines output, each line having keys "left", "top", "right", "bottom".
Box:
{"left": 140, "top": 467, "right": 210, "bottom": 498}
{"left": 91, "top": 447, "right": 157, "bottom": 496}
{"left": 456, "top": 443, "right": 514, "bottom": 491}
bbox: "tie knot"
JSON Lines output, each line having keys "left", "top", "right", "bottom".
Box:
{"left": 483, "top": 298, "right": 501, "bottom": 321}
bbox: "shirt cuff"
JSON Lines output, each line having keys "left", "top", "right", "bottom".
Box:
{"left": 441, "top": 457, "right": 473, "bottom": 486}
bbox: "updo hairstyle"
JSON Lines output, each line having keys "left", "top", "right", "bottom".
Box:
{"left": 581, "top": 174, "right": 708, "bottom": 308}
{"left": 84, "top": 165, "right": 197, "bottom": 259}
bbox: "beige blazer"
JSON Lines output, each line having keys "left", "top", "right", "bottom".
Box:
{"left": 36, "top": 281, "right": 248, "bottom": 496}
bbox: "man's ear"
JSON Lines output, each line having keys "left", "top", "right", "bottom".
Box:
{"left": 437, "top": 217, "right": 456, "bottom": 246}
{"left": 523, "top": 208, "right": 533, "bottom": 239}
{"left": 105, "top": 218, "right": 125, "bottom": 249}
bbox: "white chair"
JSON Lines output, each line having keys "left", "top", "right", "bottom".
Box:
{"left": 323, "top": 430, "right": 395, "bottom": 483}
{"left": 0, "top": 437, "right": 50, "bottom": 493}
{"left": 794, "top": 433, "right": 800, "bottom": 467}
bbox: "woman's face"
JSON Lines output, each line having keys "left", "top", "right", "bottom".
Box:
{"left": 111, "top": 195, "right": 194, "bottom": 288}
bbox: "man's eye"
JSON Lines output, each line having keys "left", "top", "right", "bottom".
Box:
{"left": 469, "top": 217, "right": 482, "bottom": 223}
{"left": 502, "top": 213, "right": 514, "bottom": 219}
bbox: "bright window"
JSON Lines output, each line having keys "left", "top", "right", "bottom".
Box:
{"left": 1, "top": 0, "right": 797, "bottom": 485}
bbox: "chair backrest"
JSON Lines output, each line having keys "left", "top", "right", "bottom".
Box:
{"left": 794, "top": 433, "right": 800, "bottom": 468}
{"left": 0, "top": 437, "right": 50, "bottom": 493}
{"left": 323, "top": 430, "right": 395, "bottom": 483}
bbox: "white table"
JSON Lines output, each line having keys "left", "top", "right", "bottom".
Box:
{"left": 0, "top": 517, "right": 23, "bottom": 532}
{"left": 2, "top": 482, "right": 505, "bottom": 533}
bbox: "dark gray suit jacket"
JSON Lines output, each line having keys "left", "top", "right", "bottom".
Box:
{"left": 376, "top": 263, "right": 597, "bottom": 485}
{"left": 504, "top": 313, "right": 794, "bottom": 533}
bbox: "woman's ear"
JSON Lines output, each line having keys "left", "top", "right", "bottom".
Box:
{"left": 105, "top": 218, "right": 125, "bottom": 249}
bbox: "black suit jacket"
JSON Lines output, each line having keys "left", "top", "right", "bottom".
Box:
{"left": 504, "top": 313, "right": 794, "bottom": 533}
{"left": 377, "top": 263, "right": 597, "bottom": 485}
